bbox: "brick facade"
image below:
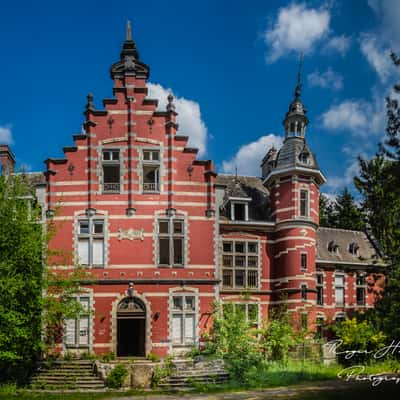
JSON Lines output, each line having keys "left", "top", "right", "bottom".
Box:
{"left": 1, "top": 24, "right": 385, "bottom": 357}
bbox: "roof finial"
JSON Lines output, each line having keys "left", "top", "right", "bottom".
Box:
{"left": 294, "top": 52, "right": 303, "bottom": 99}
{"left": 235, "top": 166, "right": 238, "bottom": 181}
{"left": 126, "top": 20, "right": 132, "bottom": 41}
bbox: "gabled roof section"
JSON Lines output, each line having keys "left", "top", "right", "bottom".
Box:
{"left": 216, "top": 174, "right": 272, "bottom": 221}
{"left": 317, "top": 227, "right": 385, "bottom": 266}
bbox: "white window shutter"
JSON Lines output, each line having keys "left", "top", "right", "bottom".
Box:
{"left": 172, "top": 314, "right": 182, "bottom": 344}
{"left": 92, "top": 239, "right": 104, "bottom": 266}
{"left": 78, "top": 239, "right": 89, "bottom": 265}
{"left": 79, "top": 317, "right": 89, "bottom": 345}
{"left": 65, "top": 319, "right": 76, "bottom": 345}
{"left": 184, "top": 314, "right": 195, "bottom": 343}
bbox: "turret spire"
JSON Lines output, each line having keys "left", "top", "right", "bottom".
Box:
{"left": 294, "top": 53, "right": 303, "bottom": 99}
{"left": 110, "top": 21, "right": 150, "bottom": 80}
{"left": 282, "top": 54, "right": 308, "bottom": 139}
{"left": 126, "top": 20, "right": 132, "bottom": 41}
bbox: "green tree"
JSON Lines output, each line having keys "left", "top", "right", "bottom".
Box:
{"left": 333, "top": 187, "right": 364, "bottom": 231}
{"left": 319, "top": 193, "right": 335, "bottom": 227}
{"left": 354, "top": 52, "right": 400, "bottom": 341}
{"left": 0, "top": 174, "right": 92, "bottom": 383}
{"left": 0, "top": 175, "right": 44, "bottom": 382}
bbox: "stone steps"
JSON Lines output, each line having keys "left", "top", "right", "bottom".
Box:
{"left": 159, "top": 358, "right": 229, "bottom": 389}
{"left": 30, "top": 360, "right": 105, "bottom": 390}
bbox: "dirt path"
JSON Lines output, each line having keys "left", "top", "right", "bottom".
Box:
{"left": 105, "top": 380, "right": 360, "bottom": 400}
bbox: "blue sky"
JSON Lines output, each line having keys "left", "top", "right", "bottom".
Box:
{"left": 0, "top": 0, "right": 399, "bottom": 197}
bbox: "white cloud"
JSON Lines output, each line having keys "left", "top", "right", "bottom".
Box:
{"left": 360, "top": 33, "right": 393, "bottom": 83}
{"left": 0, "top": 125, "right": 13, "bottom": 145}
{"left": 147, "top": 83, "right": 208, "bottom": 157}
{"left": 368, "top": 0, "right": 400, "bottom": 44}
{"left": 323, "top": 35, "right": 351, "bottom": 56}
{"left": 264, "top": 3, "right": 330, "bottom": 63}
{"left": 307, "top": 67, "right": 343, "bottom": 91}
{"left": 221, "top": 134, "right": 283, "bottom": 176}
{"left": 321, "top": 98, "right": 384, "bottom": 136}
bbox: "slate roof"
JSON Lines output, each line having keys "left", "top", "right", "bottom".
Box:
{"left": 275, "top": 137, "right": 319, "bottom": 171}
{"left": 316, "top": 227, "right": 385, "bottom": 266}
{"left": 216, "top": 174, "right": 272, "bottom": 221}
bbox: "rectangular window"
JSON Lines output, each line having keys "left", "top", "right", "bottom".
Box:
{"left": 301, "top": 284, "right": 307, "bottom": 301}
{"left": 221, "top": 240, "right": 259, "bottom": 290}
{"left": 158, "top": 218, "right": 184, "bottom": 267}
{"left": 222, "top": 302, "right": 259, "bottom": 327}
{"left": 65, "top": 296, "right": 90, "bottom": 347}
{"left": 356, "top": 273, "right": 366, "bottom": 306}
{"left": 301, "top": 253, "right": 307, "bottom": 271}
{"left": 142, "top": 150, "right": 160, "bottom": 193}
{"left": 335, "top": 274, "right": 345, "bottom": 307}
{"left": 171, "top": 295, "right": 196, "bottom": 346}
{"left": 77, "top": 219, "right": 105, "bottom": 267}
{"left": 102, "top": 149, "right": 120, "bottom": 193}
{"left": 316, "top": 273, "right": 324, "bottom": 305}
{"left": 300, "top": 190, "right": 309, "bottom": 217}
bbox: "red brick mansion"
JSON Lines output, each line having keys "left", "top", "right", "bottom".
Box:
{"left": 0, "top": 24, "right": 384, "bottom": 358}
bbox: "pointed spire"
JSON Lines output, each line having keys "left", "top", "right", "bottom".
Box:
{"left": 282, "top": 54, "right": 308, "bottom": 139}
{"left": 166, "top": 93, "right": 175, "bottom": 112}
{"left": 126, "top": 20, "right": 132, "bottom": 41}
{"left": 294, "top": 52, "right": 303, "bottom": 99}
{"left": 86, "top": 92, "right": 95, "bottom": 112}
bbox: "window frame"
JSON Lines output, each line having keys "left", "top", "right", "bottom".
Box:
{"left": 64, "top": 296, "right": 91, "bottom": 348}
{"left": 301, "top": 284, "right": 307, "bottom": 301}
{"left": 335, "top": 274, "right": 345, "bottom": 307}
{"left": 102, "top": 148, "right": 121, "bottom": 193}
{"left": 221, "top": 239, "right": 260, "bottom": 290}
{"left": 356, "top": 273, "right": 367, "bottom": 306}
{"left": 142, "top": 148, "right": 161, "bottom": 193}
{"left": 157, "top": 217, "right": 185, "bottom": 267}
{"left": 316, "top": 273, "right": 324, "bottom": 306}
{"left": 170, "top": 294, "right": 197, "bottom": 346}
{"left": 77, "top": 218, "right": 105, "bottom": 268}
{"left": 299, "top": 189, "right": 309, "bottom": 217}
{"left": 222, "top": 302, "right": 259, "bottom": 327}
{"left": 300, "top": 253, "right": 307, "bottom": 271}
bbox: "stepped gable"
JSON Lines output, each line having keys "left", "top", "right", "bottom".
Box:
{"left": 317, "top": 227, "right": 385, "bottom": 266}
{"left": 216, "top": 174, "right": 272, "bottom": 221}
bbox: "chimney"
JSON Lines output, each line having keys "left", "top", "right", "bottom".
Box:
{"left": 0, "top": 145, "right": 16, "bottom": 175}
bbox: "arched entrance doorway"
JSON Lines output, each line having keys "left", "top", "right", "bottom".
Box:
{"left": 117, "top": 297, "right": 146, "bottom": 357}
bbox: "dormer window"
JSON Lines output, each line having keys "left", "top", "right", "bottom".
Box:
{"left": 328, "top": 240, "right": 339, "bottom": 254}
{"left": 299, "top": 152, "right": 310, "bottom": 165}
{"left": 349, "top": 242, "right": 359, "bottom": 256}
{"left": 230, "top": 201, "right": 249, "bottom": 221}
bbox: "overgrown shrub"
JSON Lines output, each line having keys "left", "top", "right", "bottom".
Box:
{"left": 333, "top": 317, "right": 386, "bottom": 365}
{"left": 101, "top": 351, "right": 116, "bottom": 362}
{"left": 260, "top": 307, "right": 301, "bottom": 363}
{"left": 105, "top": 364, "right": 128, "bottom": 388}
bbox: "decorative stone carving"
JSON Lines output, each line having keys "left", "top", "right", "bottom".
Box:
{"left": 118, "top": 228, "right": 144, "bottom": 241}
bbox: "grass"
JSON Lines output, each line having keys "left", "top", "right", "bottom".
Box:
{"left": 1, "top": 359, "right": 400, "bottom": 399}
